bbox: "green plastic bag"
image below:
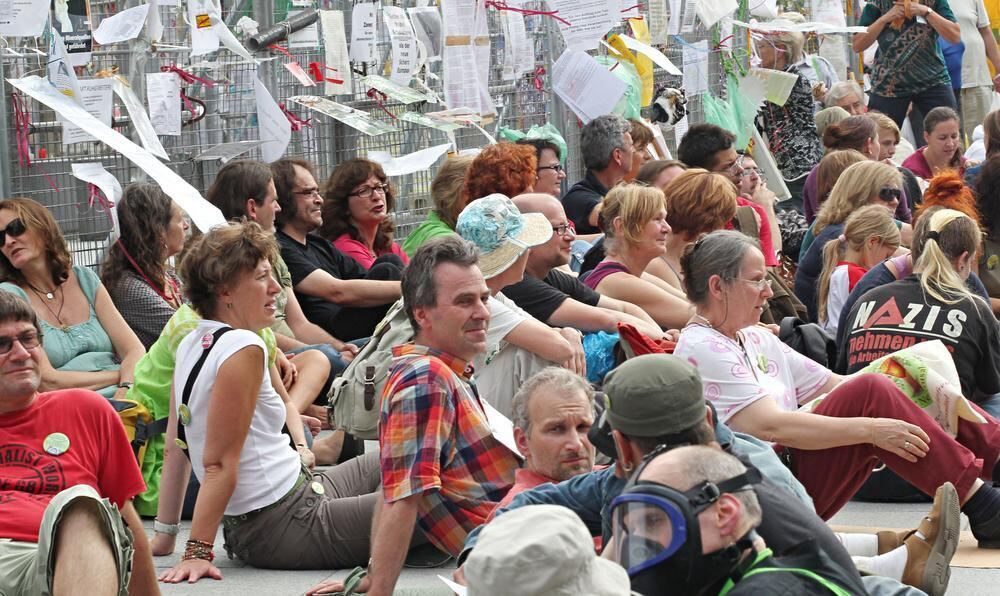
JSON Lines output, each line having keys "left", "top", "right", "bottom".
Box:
{"left": 593, "top": 55, "right": 642, "bottom": 121}
{"left": 497, "top": 123, "right": 569, "bottom": 165}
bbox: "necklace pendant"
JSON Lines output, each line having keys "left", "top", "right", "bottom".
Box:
{"left": 45, "top": 292, "right": 54, "bottom": 300}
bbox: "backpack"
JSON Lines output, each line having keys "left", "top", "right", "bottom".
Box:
{"left": 778, "top": 317, "right": 836, "bottom": 369}
{"left": 327, "top": 299, "right": 413, "bottom": 439}
{"left": 109, "top": 398, "right": 167, "bottom": 466}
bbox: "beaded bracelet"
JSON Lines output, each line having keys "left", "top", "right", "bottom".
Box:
{"left": 182, "top": 539, "right": 215, "bottom": 562}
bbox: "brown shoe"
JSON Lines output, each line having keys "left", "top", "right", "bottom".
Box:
{"left": 899, "top": 482, "right": 960, "bottom": 596}
{"left": 876, "top": 528, "right": 911, "bottom": 555}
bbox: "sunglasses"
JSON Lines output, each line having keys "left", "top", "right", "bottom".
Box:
{"left": 879, "top": 187, "right": 902, "bottom": 203}
{"left": 0, "top": 218, "right": 27, "bottom": 246}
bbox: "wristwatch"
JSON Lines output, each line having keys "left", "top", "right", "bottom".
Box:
{"left": 118, "top": 381, "right": 134, "bottom": 389}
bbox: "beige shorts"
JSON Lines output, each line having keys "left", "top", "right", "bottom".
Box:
{"left": 0, "top": 485, "right": 134, "bottom": 596}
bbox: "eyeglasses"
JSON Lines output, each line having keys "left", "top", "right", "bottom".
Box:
{"left": 294, "top": 188, "right": 321, "bottom": 198}
{"left": 879, "top": 187, "right": 902, "bottom": 203}
{"left": 0, "top": 218, "right": 27, "bottom": 246}
{"left": 0, "top": 330, "right": 41, "bottom": 355}
{"left": 737, "top": 278, "right": 772, "bottom": 292}
{"left": 738, "top": 167, "right": 764, "bottom": 179}
{"left": 537, "top": 164, "right": 564, "bottom": 173}
{"left": 552, "top": 222, "right": 575, "bottom": 237}
{"left": 350, "top": 183, "right": 390, "bottom": 198}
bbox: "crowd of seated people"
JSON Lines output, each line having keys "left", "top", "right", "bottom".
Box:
{"left": 10, "top": 58, "right": 1000, "bottom": 594}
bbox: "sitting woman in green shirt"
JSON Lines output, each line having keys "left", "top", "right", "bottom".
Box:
{"left": 401, "top": 154, "right": 474, "bottom": 256}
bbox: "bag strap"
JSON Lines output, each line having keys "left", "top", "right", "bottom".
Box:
{"left": 176, "top": 326, "right": 234, "bottom": 459}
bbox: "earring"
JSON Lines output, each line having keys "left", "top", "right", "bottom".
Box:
{"left": 621, "top": 461, "right": 634, "bottom": 473}
{"left": 226, "top": 302, "right": 233, "bottom": 310}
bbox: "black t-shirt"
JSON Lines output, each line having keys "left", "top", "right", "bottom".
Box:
{"left": 502, "top": 270, "right": 601, "bottom": 323}
{"left": 841, "top": 275, "right": 1000, "bottom": 400}
{"left": 726, "top": 540, "right": 861, "bottom": 596}
{"left": 277, "top": 230, "right": 367, "bottom": 332}
{"left": 561, "top": 170, "right": 608, "bottom": 235}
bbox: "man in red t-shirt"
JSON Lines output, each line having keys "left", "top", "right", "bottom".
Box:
{"left": 0, "top": 292, "right": 158, "bottom": 595}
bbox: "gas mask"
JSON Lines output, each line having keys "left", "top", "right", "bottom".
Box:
{"left": 608, "top": 447, "right": 762, "bottom": 596}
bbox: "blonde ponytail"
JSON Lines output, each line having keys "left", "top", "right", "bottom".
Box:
{"left": 916, "top": 209, "right": 981, "bottom": 305}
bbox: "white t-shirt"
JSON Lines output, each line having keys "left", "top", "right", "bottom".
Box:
{"left": 953, "top": 0, "right": 992, "bottom": 88}
{"left": 175, "top": 320, "right": 300, "bottom": 516}
{"left": 823, "top": 265, "right": 852, "bottom": 336}
{"left": 475, "top": 293, "right": 530, "bottom": 369}
{"left": 674, "top": 325, "right": 832, "bottom": 425}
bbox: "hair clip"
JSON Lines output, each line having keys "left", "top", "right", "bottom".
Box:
{"left": 926, "top": 230, "right": 941, "bottom": 242}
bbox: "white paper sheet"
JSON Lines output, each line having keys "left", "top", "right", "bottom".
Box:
{"left": 146, "top": 0, "right": 163, "bottom": 43}
{"left": 673, "top": 115, "right": 688, "bottom": 144}
{"left": 500, "top": 0, "right": 532, "bottom": 81}
{"left": 47, "top": 32, "right": 84, "bottom": 105}
{"left": 552, "top": 50, "right": 627, "bottom": 124}
{"left": 648, "top": 0, "right": 669, "bottom": 44}
{"left": 383, "top": 6, "right": 418, "bottom": 86}
{"left": 0, "top": 0, "right": 48, "bottom": 37}
{"left": 284, "top": 61, "right": 315, "bottom": 86}
{"left": 319, "top": 10, "right": 353, "bottom": 96}
{"left": 93, "top": 4, "right": 149, "bottom": 45}
{"left": 481, "top": 400, "right": 522, "bottom": 458}
{"left": 288, "top": 95, "right": 397, "bottom": 136}
{"left": 748, "top": 67, "right": 798, "bottom": 106}
{"left": 288, "top": 9, "right": 319, "bottom": 48}
{"left": 438, "top": 575, "right": 467, "bottom": 596}
{"left": 349, "top": 2, "right": 377, "bottom": 63}
{"left": 194, "top": 140, "right": 263, "bottom": 162}
{"left": 548, "top": 0, "right": 619, "bottom": 53}
{"left": 682, "top": 40, "right": 709, "bottom": 96}
{"left": 146, "top": 71, "right": 181, "bottom": 136}
{"left": 730, "top": 17, "right": 866, "bottom": 35}
{"left": 695, "top": 0, "right": 736, "bottom": 29}
{"left": 361, "top": 74, "right": 436, "bottom": 104}
{"left": 62, "top": 78, "right": 113, "bottom": 145}
{"left": 8, "top": 76, "right": 224, "bottom": 231}
{"left": 189, "top": 0, "right": 220, "bottom": 56}
{"left": 70, "top": 162, "right": 122, "bottom": 234}
{"left": 210, "top": 10, "right": 257, "bottom": 63}
{"left": 255, "top": 75, "right": 291, "bottom": 163}
{"left": 680, "top": 0, "right": 698, "bottom": 33}
{"left": 368, "top": 143, "right": 451, "bottom": 177}
{"left": 110, "top": 76, "right": 169, "bottom": 161}
{"left": 667, "top": 0, "right": 682, "bottom": 35}
{"left": 407, "top": 6, "right": 443, "bottom": 62}
{"left": 619, "top": 34, "right": 681, "bottom": 75}
{"left": 751, "top": 0, "right": 778, "bottom": 18}
{"left": 440, "top": 0, "right": 475, "bottom": 37}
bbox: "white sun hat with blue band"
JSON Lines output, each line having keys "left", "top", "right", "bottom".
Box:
{"left": 456, "top": 193, "right": 553, "bottom": 279}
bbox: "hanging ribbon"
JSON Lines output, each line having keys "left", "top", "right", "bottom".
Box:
{"left": 620, "top": 4, "right": 642, "bottom": 16}
{"left": 483, "top": 0, "right": 570, "bottom": 26}
{"left": 84, "top": 183, "right": 115, "bottom": 226}
{"left": 532, "top": 66, "right": 546, "bottom": 91}
{"left": 366, "top": 88, "right": 397, "bottom": 120}
{"left": 279, "top": 103, "right": 313, "bottom": 131}
{"left": 309, "top": 62, "right": 344, "bottom": 85}
{"left": 10, "top": 92, "right": 59, "bottom": 192}
{"left": 267, "top": 43, "right": 294, "bottom": 59}
{"left": 160, "top": 64, "right": 216, "bottom": 87}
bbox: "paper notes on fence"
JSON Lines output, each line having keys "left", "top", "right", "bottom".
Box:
{"left": 350, "top": 2, "right": 377, "bottom": 62}
{"left": 61, "top": 78, "right": 113, "bottom": 146}
{"left": 383, "top": 6, "right": 419, "bottom": 86}
{"left": 362, "top": 75, "right": 436, "bottom": 104}
{"left": 747, "top": 68, "right": 798, "bottom": 107}
{"left": 369, "top": 143, "right": 451, "bottom": 177}
{"left": 288, "top": 95, "right": 396, "bottom": 136}
{"left": 441, "top": 0, "right": 494, "bottom": 117}
{"left": 255, "top": 75, "right": 291, "bottom": 163}
{"left": 8, "top": 76, "right": 225, "bottom": 231}
{"left": 194, "top": 140, "right": 263, "bottom": 162}
{"left": 499, "top": 0, "right": 532, "bottom": 81}
{"left": 93, "top": 4, "right": 149, "bottom": 45}
{"left": 552, "top": 50, "right": 627, "bottom": 124}
{"left": 0, "top": 0, "right": 48, "bottom": 36}
{"left": 695, "top": 0, "right": 737, "bottom": 29}
{"left": 408, "top": 6, "right": 443, "bottom": 62}
{"left": 682, "top": 40, "right": 709, "bottom": 96}
{"left": 146, "top": 72, "right": 181, "bottom": 136}
{"left": 319, "top": 10, "right": 352, "bottom": 96}
{"left": 189, "top": 0, "right": 220, "bottom": 56}
{"left": 548, "top": 0, "right": 619, "bottom": 53}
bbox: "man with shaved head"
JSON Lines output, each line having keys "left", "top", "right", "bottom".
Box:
{"left": 504, "top": 193, "right": 664, "bottom": 338}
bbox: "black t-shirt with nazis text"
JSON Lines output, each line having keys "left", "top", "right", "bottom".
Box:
{"left": 840, "top": 275, "right": 1000, "bottom": 401}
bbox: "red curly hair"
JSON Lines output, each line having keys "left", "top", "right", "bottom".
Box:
{"left": 915, "top": 171, "right": 981, "bottom": 228}
{"left": 458, "top": 143, "right": 537, "bottom": 222}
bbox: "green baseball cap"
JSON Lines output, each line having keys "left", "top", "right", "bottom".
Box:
{"left": 601, "top": 354, "right": 706, "bottom": 438}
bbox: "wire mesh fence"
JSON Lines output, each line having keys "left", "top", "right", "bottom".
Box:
{"left": 0, "top": 0, "right": 730, "bottom": 265}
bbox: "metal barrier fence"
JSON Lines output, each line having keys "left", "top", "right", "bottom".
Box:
{"left": 0, "top": 0, "right": 730, "bottom": 267}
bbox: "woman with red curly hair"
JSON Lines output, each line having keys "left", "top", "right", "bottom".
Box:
{"left": 460, "top": 143, "right": 537, "bottom": 213}
{"left": 645, "top": 170, "right": 738, "bottom": 290}
{"left": 915, "top": 170, "right": 982, "bottom": 227}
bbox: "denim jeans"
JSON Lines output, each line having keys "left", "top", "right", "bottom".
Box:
{"left": 868, "top": 84, "right": 958, "bottom": 132}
